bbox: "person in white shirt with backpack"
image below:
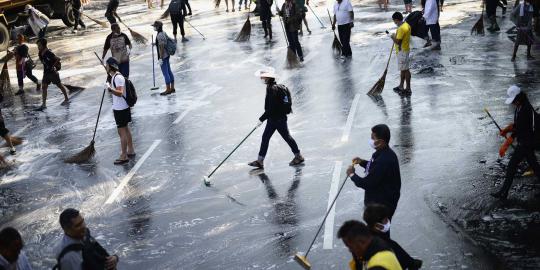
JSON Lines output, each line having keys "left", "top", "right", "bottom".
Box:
{"left": 105, "top": 57, "right": 135, "bottom": 165}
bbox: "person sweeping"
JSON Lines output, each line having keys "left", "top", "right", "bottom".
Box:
{"left": 331, "top": 0, "right": 354, "bottom": 59}
{"left": 104, "top": 57, "right": 135, "bottom": 165}
{"left": 277, "top": 0, "right": 305, "bottom": 62}
{"left": 260, "top": 0, "right": 274, "bottom": 40}
{"left": 491, "top": 86, "right": 540, "bottom": 200}
{"left": 390, "top": 12, "right": 412, "bottom": 96}
{"left": 102, "top": 23, "right": 132, "bottom": 78}
{"left": 511, "top": 0, "right": 535, "bottom": 61}
{"left": 248, "top": 69, "right": 304, "bottom": 169}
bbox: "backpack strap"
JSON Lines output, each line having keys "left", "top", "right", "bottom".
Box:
{"left": 55, "top": 243, "right": 84, "bottom": 269}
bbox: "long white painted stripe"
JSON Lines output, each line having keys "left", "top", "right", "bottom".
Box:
{"left": 12, "top": 124, "right": 30, "bottom": 137}
{"left": 341, "top": 93, "right": 361, "bottom": 142}
{"left": 323, "top": 161, "right": 343, "bottom": 250}
{"left": 105, "top": 139, "right": 162, "bottom": 204}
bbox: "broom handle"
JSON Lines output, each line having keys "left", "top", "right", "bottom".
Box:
{"left": 275, "top": 0, "right": 290, "bottom": 46}
{"left": 326, "top": 8, "right": 340, "bottom": 40}
{"left": 207, "top": 124, "right": 261, "bottom": 178}
{"left": 484, "top": 108, "right": 515, "bottom": 149}
{"left": 151, "top": 34, "right": 156, "bottom": 87}
{"left": 307, "top": 3, "right": 325, "bottom": 28}
{"left": 185, "top": 19, "right": 206, "bottom": 39}
{"left": 92, "top": 88, "right": 106, "bottom": 142}
{"left": 384, "top": 43, "right": 394, "bottom": 70}
{"left": 305, "top": 174, "right": 350, "bottom": 258}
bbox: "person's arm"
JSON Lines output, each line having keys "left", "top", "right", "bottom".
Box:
{"left": 392, "top": 27, "right": 403, "bottom": 46}
{"left": 181, "top": 1, "right": 188, "bottom": 16}
{"left": 332, "top": 14, "right": 336, "bottom": 30}
{"left": 158, "top": 36, "right": 166, "bottom": 58}
{"left": 348, "top": 2, "right": 354, "bottom": 26}
{"left": 108, "top": 81, "right": 125, "bottom": 97}
{"left": 102, "top": 34, "right": 111, "bottom": 60}
{"left": 348, "top": 158, "right": 385, "bottom": 190}
{"left": 124, "top": 34, "right": 132, "bottom": 50}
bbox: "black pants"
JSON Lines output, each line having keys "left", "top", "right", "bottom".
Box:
{"left": 262, "top": 19, "right": 272, "bottom": 37}
{"left": 486, "top": 0, "right": 497, "bottom": 17}
{"left": 500, "top": 144, "right": 540, "bottom": 195}
{"left": 338, "top": 23, "right": 352, "bottom": 56}
{"left": 105, "top": 12, "right": 116, "bottom": 24}
{"left": 73, "top": 9, "right": 86, "bottom": 30}
{"left": 285, "top": 27, "right": 303, "bottom": 58}
{"left": 171, "top": 14, "right": 186, "bottom": 37}
{"left": 387, "top": 238, "right": 417, "bottom": 269}
{"left": 427, "top": 23, "right": 441, "bottom": 43}
{"left": 258, "top": 118, "right": 300, "bottom": 158}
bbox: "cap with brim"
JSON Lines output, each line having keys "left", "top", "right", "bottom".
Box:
{"left": 254, "top": 68, "right": 277, "bottom": 79}
{"left": 151, "top": 21, "right": 163, "bottom": 27}
{"left": 106, "top": 57, "right": 119, "bottom": 69}
{"left": 505, "top": 85, "right": 521, "bottom": 104}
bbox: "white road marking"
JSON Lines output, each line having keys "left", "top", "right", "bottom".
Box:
{"left": 341, "top": 93, "right": 361, "bottom": 142}
{"left": 12, "top": 124, "right": 30, "bottom": 137}
{"left": 323, "top": 161, "right": 343, "bottom": 250}
{"left": 105, "top": 139, "right": 162, "bottom": 204}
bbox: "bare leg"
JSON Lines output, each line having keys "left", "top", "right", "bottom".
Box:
{"left": 2, "top": 135, "right": 13, "bottom": 149}
{"left": 118, "top": 127, "right": 128, "bottom": 160}
{"left": 303, "top": 17, "right": 311, "bottom": 34}
{"left": 527, "top": 44, "right": 534, "bottom": 59}
{"left": 126, "top": 127, "right": 135, "bottom": 155}
{"left": 405, "top": 70, "right": 411, "bottom": 91}
{"left": 56, "top": 83, "right": 69, "bottom": 103}
{"left": 226, "top": 0, "right": 229, "bottom": 11}
{"left": 41, "top": 83, "right": 48, "bottom": 108}
{"left": 399, "top": 71, "right": 405, "bottom": 89}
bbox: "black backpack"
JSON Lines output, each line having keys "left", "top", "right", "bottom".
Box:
{"left": 405, "top": 11, "right": 428, "bottom": 39}
{"left": 52, "top": 233, "right": 109, "bottom": 270}
{"left": 273, "top": 84, "right": 292, "bottom": 115}
{"left": 113, "top": 73, "right": 138, "bottom": 107}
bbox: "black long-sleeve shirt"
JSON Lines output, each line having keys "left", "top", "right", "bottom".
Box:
{"left": 512, "top": 102, "right": 536, "bottom": 146}
{"left": 259, "top": 82, "right": 288, "bottom": 122}
{"left": 350, "top": 147, "right": 401, "bottom": 217}
{"left": 169, "top": 0, "right": 188, "bottom": 16}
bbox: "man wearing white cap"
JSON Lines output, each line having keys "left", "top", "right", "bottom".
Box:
{"left": 248, "top": 69, "right": 304, "bottom": 169}
{"left": 492, "top": 85, "right": 540, "bottom": 199}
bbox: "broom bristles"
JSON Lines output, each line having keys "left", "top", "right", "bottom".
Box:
{"left": 0, "top": 62, "right": 10, "bottom": 93}
{"left": 286, "top": 48, "right": 301, "bottom": 69}
{"left": 64, "top": 84, "right": 85, "bottom": 93}
{"left": 65, "top": 141, "right": 95, "bottom": 164}
{"left": 471, "top": 14, "right": 485, "bottom": 35}
{"left": 367, "top": 70, "right": 388, "bottom": 95}
{"left": 160, "top": 9, "right": 170, "bottom": 19}
{"left": 84, "top": 14, "right": 108, "bottom": 28}
{"left": 332, "top": 34, "right": 342, "bottom": 55}
{"left": 234, "top": 17, "right": 251, "bottom": 42}
{"left": 130, "top": 29, "right": 148, "bottom": 44}
{"left": 2, "top": 136, "right": 23, "bottom": 147}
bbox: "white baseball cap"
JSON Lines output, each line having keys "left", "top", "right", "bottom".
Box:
{"left": 254, "top": 67, "right": 277, "bottom": 79}
{"left": 505, "top": 85, "right": 521, "bottom": 104}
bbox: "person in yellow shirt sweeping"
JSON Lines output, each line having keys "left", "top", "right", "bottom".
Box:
{"left": 390, "top": 12, "right": 412, "bottom": 96}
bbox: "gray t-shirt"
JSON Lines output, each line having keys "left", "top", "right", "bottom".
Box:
{"left": 156, "top": 31, "right": 169, "bottom": 59}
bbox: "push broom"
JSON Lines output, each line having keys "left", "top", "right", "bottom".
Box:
{"left": 471, "top": 1, "right": 485, "bottom": 35}
{"left": 275, "top": 0, "right": 301, "bottom": 68}
{"left": 367, "top": 43, "right": 394, "bottom": 96}
{"left": 185, "top": 18, "right": 207, "bottom": 40}
{"left": 203, "top": 122, "right": 262, "bottom": 186}
{"left": 327, "top": 9, "right": 342, "bottom": 55}
{"left": 294, "top": 172, "right": 352, "bottom": 269}
{"left": 118, "top": 18, "right": 148, "bottom": 44}
{"left": 65, "top": 52, "right": 108, "bottom": 164}
{"left": 74, "top": 9, "right": 108, "bottom": 28}
{"left": 234, "top": 13, "right": 252, "bottom": 42}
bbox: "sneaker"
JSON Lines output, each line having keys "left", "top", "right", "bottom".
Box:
{"left": 71, "top": 29, "right": 77, "bottom": 34}
{"left": 423, "top": 40, "right": 432, "bottom": 48}
{"left": 248, "top": 160, "right": 264, "bottom": 169}
{"left": 431, "top": 44, "right": 441, "bottom": 51}
{"left": 160, "top": 91, "right": 172, "bottom": 96}
{"left": 289, "top": 155, "right": 305, "bottom": 166}
{"left": 527, "top": 55, "right": 535, "bottom": 60}
{"left": 9, "top": 147, "right": 16, "bottom": 155}
{"left": 187, "top": 12, "right": 192, "bottom": 16}
{"left": 182, "top": 37, "right": 189, "bottom": 42}
{"left": 401, "top": 89, "right": 412, "bottom": 96}
{"left": 393, "top": 86, "right": 403, "bottom": 93}
{"left": 409, "top": 259, "right": 423, "bottom": 270}
{"left": 299, "top": 57, "right": 304, "bottom": 62}
{"left": 36, "top": 84, "right": 41, "bottom": 91}
{"left": 14, "top": 89, "right": 24, "bottom": 96}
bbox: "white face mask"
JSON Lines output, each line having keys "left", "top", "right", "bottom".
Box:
{"left": 377, "top": 221, "right": 391, "bottom": 233}
{"left": 368, "top": 139, "right": 377, "bottom": 149}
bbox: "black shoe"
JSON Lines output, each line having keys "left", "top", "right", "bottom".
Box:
{"left": 409, "top": 259, "right": 423, "bottom": 270}
{"left": 289, "top": 155, "right": 305, "bottom": 166}
{"left": 490, "top": 191, "right": 508, "bottom": 200}
{"left": 423, "top": 41, "right": 432, "bottom": 48}
{"left": 188, "top": 12, "right": 192, "bottom": 16}
{"left": 299, "top": 57, "right": 304, "bottom": 62}
{"left": 393, "top": 86, "right": 403, "bottom": 93}
{"left": 14, "top": 89, "right": 24, "bottom": 96}
{"left": 248, "top": 160, "right": 264, "bottom": 169}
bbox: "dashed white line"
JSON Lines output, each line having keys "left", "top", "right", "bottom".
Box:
{"left": 341, "top": 93, "right": 361, "bottom": 142}
{"left": 105, "top": 139, "right": 162, "bottom": 204}
{"left": 323, "top": 161, "right": 343, "bottom": 250}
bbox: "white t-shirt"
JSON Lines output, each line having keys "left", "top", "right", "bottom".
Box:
{"left": 111, "top": 73, "right": 129, "bottom": 110}
{"left": 423, "top": 0, "right": 439, "bottom": 25}
{"left": 334, "top": 0, "right": 353, "bottom": 26}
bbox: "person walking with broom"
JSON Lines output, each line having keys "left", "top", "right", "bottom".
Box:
{"left": 332, "top": 0, "right": 354, "bottom": 59}
{"left": 346, "top": 124, "right": 401, "bottom": 219}
{"left": 104, "top": 57, "right": 135, "bottom": 165}
{"left": 260, "top": 0, "right": 274, "bottom": 40}
{"left": 277, "top": 0, "right": 304, "bottom": 62}
{"left": 36, "top": 39, "right": 69, "bottom": 110}
{"left": 13, "top": 34, "right": 40, "bottom": 96}
{"left": 102, "top": 23, "right": 132, "bottom": 78}
{"left": 390, "top": 12, "right": 412, "bottom": 96}
{"left": 72, "top": 0, "right": 86, "bottom": 34}
{"left": 248, "top": 69, "right": 304, "bottom": 169}
{"left": 152, "top": 21, "right": 176, "bottom": 96}
{"left": 169, "top": 0, "right": 189, "bottom": 42}
{"left": 491, "top": 86, "right": 540, "bottom": 200}
{"left": 511, "top": 0, "right": 535, "bottom": 62}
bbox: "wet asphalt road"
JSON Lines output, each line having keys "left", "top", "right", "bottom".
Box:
{"left": 0, "top": 0, "right": 537, "bottom": 269}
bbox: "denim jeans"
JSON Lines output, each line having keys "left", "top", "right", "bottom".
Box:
{"left": 119, "top": 61, "right": 130, "bottom": 79}
{"left": 160, "top": 56, "right": 174, "bottom": 85}
{"left": 258, "top": 118, "right": 300, "bottom": 158}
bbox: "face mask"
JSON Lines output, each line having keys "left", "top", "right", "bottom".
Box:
{"left": 368, "top": 139, "right": 377, "bottom": 149}
{"left": 377, "top": 221, "right": 391, "bottom": 233}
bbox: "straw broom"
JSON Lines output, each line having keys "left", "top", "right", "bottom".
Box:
{"left": 471, "top": 1, "right": 485, "bottom": 35}
{"left": 2, "top": 136, "right": 23, "bottom": 147}
{"left": 367, "top": 44, "right": 394, "bottom": 96}
{"left": 327, "top": 9, "right": 342, "bottom": 55}
{"left": 0, "top": 57, "right": 10, "bottom": 94}
{"left": 234, "top": 14, "right": 251, "bottom": 42}
{"left": 160, "top": 9, "right": 170, "bottom": 19}
{"left": 275, "top": 0, "right": 301, "bottom": 68}
{"left": 76, "top": 9, "right": 108, "bottom": 28}
{"left": 118, "top": 19, "right": 148, "bottom": 44}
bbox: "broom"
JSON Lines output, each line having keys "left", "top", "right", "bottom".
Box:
{"left": 367, "top": 43, "right": 394, "bottom": 96}
{"left": 160, "top": 9, "right": 170, "bottom": 19}
{"left": 234, "top": 14, "right": 251, "bottom": 41}
{"left": 0, "top": 57, "right": 10, "bottom": 94}
{"left": 118, "top": 19, "right": 148, "bottom": 44}
{"left": 65, "top": 52, "right": 108, "bottom": 164}
{"left": 75, "top": 9, "right": 108, "bottom": 28}
{"left": 471, "top": 1, "right": 485, "bottom": 35}
{"left": 327, "top": 9, "right": 342, "bottom": 55}
{"left": 64, "top": 84, "right": 86, "bottom": 93}
{"left": 2, "top": 136, "right": 23, "bottom": 147}
{"left": 275, "top": 0, "right": 301, "bottom": 68}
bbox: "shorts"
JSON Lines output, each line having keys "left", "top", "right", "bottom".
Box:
{"left": 113, "top": 108, "right": 131, "bottom": 128}
{"left": 397, "top": 51, "right": 410, "bottom": 71}
{"left": 0, "top": 121, "right": 9, "bottom": 137}
{"left": 42, "top": 71, "right": 61, "bottom": 85}
{"left": 403, "top": 0, "right": 412, "bottom": 4}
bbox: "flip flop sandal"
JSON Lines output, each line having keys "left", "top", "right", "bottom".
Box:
{"left": 114, "top": 159, "right": 129, "bottom": 165}
{"left": 127, "top": 153, "right": 136, "bottom": 158}
{"left": 393, "top": 87, "right": 402, "bottom": 92}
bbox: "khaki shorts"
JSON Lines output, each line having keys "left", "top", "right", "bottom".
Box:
{"left": 397, "top": 51, "right": 410, "bottom": 71}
